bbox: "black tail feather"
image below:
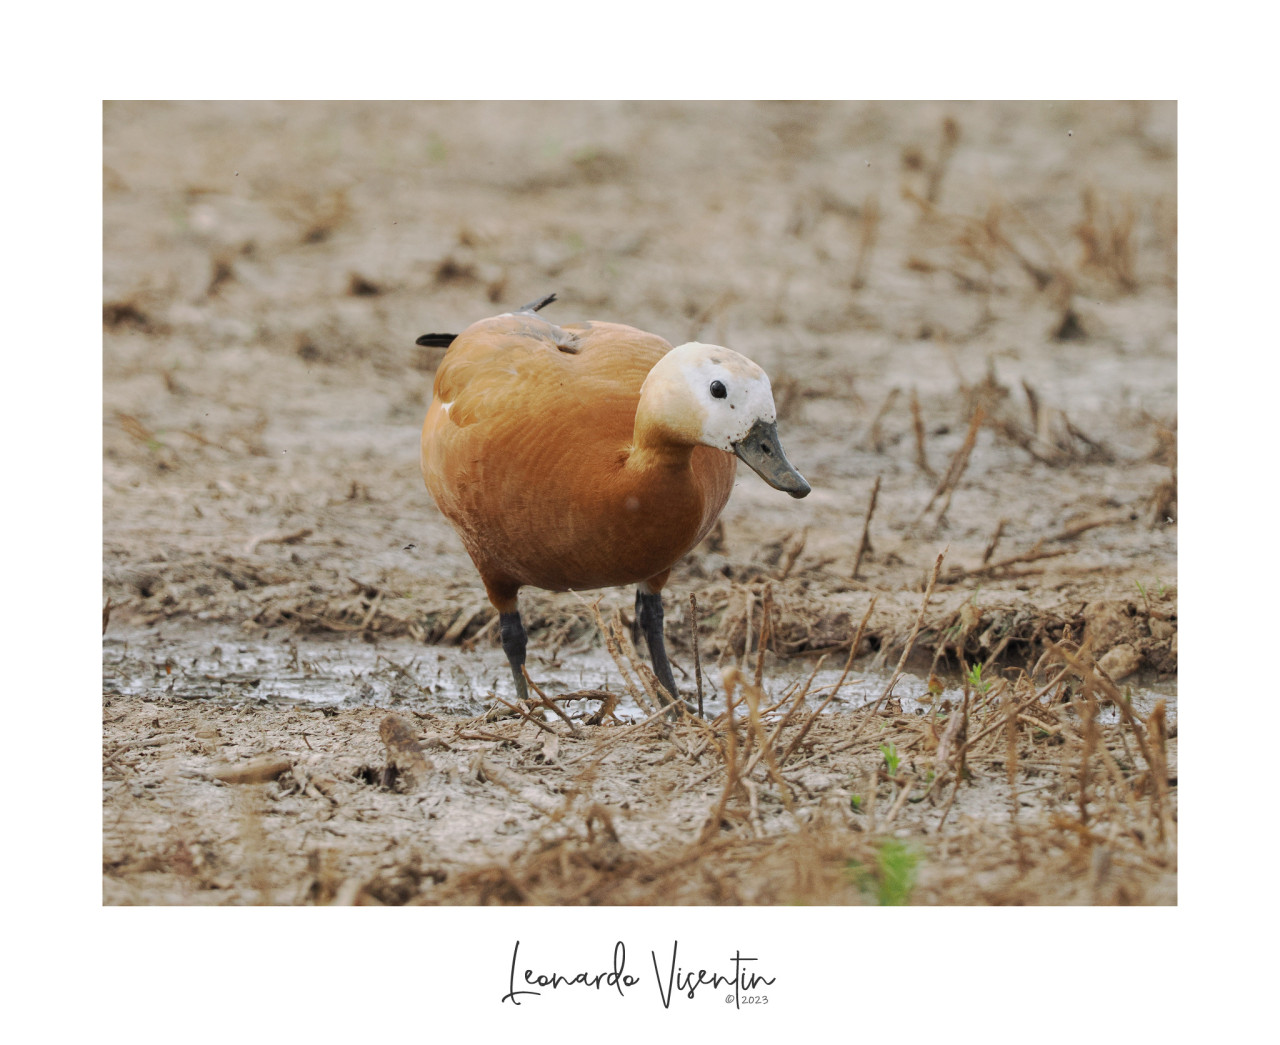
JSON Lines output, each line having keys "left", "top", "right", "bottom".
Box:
{"left": 516, "top": 292, "right": 557, "bottom": 314}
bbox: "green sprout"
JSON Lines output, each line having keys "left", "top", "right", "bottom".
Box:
{"left": 847, "top": 839, "right": 922, "bottom": 906}
{"left": 967, "top": 663, "right": 992, "bottom": 694}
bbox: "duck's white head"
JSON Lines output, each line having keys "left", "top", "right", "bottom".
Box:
{"left": 637, "top": 342, "right": 810, "bottom": 498}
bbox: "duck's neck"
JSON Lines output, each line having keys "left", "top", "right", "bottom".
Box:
{"left": 626, "top": 439, "right": 696, "bottom": 480}
{"left": 620, "top": 429, "right": 704, "bottom": 536}
{"left": 629, "top": 399, "right": 700, "bottom": 478}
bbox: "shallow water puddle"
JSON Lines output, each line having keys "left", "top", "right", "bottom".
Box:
{"left": 104, "top": 627, "right": 1176, "bottom": 725}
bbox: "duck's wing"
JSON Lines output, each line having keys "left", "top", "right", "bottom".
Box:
{"left": 429, "top": 316, "right": 667, "bottom": 430}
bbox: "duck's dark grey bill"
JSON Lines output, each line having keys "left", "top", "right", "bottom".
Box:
{"left": 733, "top": 418, "right": 811, "bottom": 498}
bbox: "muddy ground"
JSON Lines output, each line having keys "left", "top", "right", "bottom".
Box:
{"left": 103, "top": 101, "right": 1176, "bottom": 905}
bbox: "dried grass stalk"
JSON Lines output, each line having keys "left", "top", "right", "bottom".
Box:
{"left": 689, "top": 592, "right": 705, "bottom": 717}
{"left": 915, "top": 407, "right": 985, "bottom": 527}
{"left": 851, "top": 476, "right": 881, "bottom": 581}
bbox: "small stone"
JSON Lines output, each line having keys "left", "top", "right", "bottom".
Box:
{"left": 1098, "top": 643, "right": 1142, "bottom": 681}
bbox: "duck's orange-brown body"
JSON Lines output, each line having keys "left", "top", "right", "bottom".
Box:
{"left": 420, "top": 313, "right": 736, "bottom": 613}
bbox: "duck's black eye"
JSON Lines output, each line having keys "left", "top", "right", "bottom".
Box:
{"left": 710, "top": 380, "right": 727, "bottom": 399}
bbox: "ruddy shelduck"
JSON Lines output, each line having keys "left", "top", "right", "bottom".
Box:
{"left": 417, "top": 295, "right": 809, "bottom": 710}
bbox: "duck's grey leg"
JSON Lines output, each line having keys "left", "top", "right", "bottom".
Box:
{"left": 635, "top": 589, "right": 681, "bottom": 707}
{"left": 499, "top": 610, "right": 530, "bottom": 703}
